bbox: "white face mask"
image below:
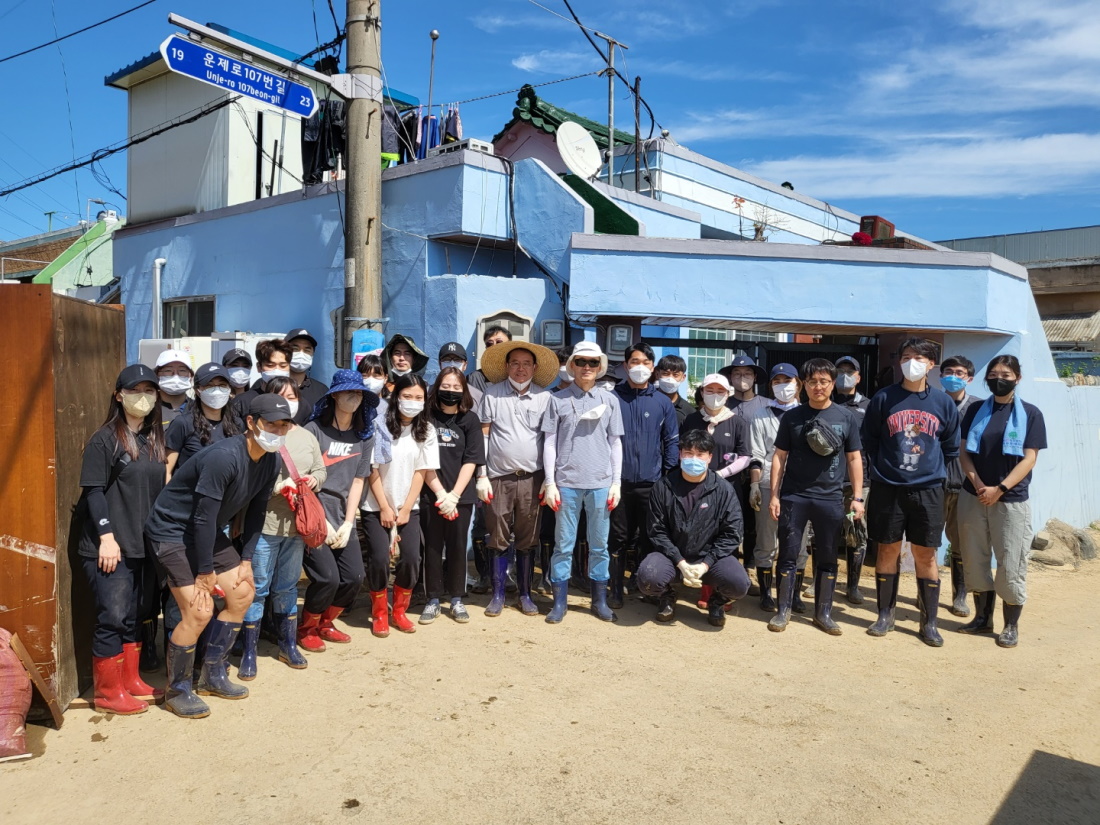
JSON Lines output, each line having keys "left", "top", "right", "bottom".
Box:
{"left": 773, "top": 382, "right": 798, "bottom": 403}
{"left": 290, "top": 352, "right": 313, "bottom": 373}
{"left": 363, "top": 376, "right": 385, "bottom": 394}
{"left": 508, "top": 377, "right": 532, "bottom": 393}
{"left": 558, "top": 366, "right": 570, "bottom": 382}
{"left": 262, "top": 369, "right": 290, "bottom": 381}
{"left": 391, "top": 367, "right": 412, "bottom": 378}
{"left": 657, "top": 376, "right": 680, "bottom": 394}
{"left": 199, "top": 386, "right": 231, "bottom": 410}
{"left": 730, "top": 375, "right": 754, "bottom": 393}
{"left": 702, "top": 391, "right": 728, "bottom": 410}
{"left": 901, "top": 358, "right": 929, "bottom": 382}
{"left": 628, "top": 365, "right": 653, "bottom": 385}
{"left": 254, "top": 427, "right": 285, "bottom": 453}
{"left": 121, "top": 391, "right": 157, "bottom": 418}
{"left": 398, "top": 400, "right": 425, "bottom": 418}
{"left": 227, "top": 368, "right": 251, "bottom": 388}
{"left": 579, "top": 403, "right": 607, "bottom": 421}
{"left": 287, "top": 399, "right": 300, "bottom": 418}
{"left": 159, "top": 375, "right": 192, "bottom": 395}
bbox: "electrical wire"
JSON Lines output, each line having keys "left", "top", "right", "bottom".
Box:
{"left": 0, "top": 0, "right": 157, "bottom": 64}
{"left": 50, "top": 0, "right": 82, "bottom": 222}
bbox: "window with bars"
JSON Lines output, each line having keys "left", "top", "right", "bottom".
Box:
{"left": 686, "top": 328, "right": 779, "bottom": 390}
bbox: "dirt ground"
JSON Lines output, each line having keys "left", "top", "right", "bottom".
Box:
{"left": 3, "top": 561, "right": 1099, "bottom": 825}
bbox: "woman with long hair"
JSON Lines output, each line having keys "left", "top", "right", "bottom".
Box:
{"left": 957, "top": 355, "right": 1047, "bottom": 647}
{"left": 165, "top": 362, "right": 241, "bottom": 476}
{"left": 300, "top": 370, "right": 377, "bottom": 651}
{"left": 239, "top": 377, "right": 326, "bottom": 678}
{"left": 360, "top": 373, "right": 440, "bottom": 636}
{"left": 419, "top": 367, "right": 485, "bottom": 625}
{"left": 77, "top": 364, "right": 168, "bottom": 715}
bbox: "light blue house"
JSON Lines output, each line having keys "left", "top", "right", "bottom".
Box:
{"left": 108, "top": 59, "right": 1099, "bottom": 533}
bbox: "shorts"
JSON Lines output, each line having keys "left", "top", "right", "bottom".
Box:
{"left": 867, "top": 482, "right": 945, "bottom": 548}
{"left": 151, "top": 533, "right": 241, "bottom": 588}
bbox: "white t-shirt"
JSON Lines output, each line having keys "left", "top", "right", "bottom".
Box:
{"left": 361, "top": 423, "right": 440, "bottom": 512}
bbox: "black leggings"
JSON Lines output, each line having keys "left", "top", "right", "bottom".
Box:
{"left": 82, "top": 556, "right": 147, "bottom": 658}
{"left": 359, "top": 511, "right": 423, "bottom": 592}
{"left": 423, "top": 503, "right": 473, "bottom": 600}
{"left": 302, "top": 527, "right": 366, "bottom": 613}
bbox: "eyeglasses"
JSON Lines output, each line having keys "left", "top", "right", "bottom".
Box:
{"left": 805, "top": 379, "right": 833, "bottom": 388}
{"left": 941, "top": 369, "right": 969, "bottom": 377}
{"left": 573, "top": 358, "right": 601, "bottom": 368}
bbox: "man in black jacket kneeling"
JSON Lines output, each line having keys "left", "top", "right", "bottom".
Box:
{"left": 637, "top": 429, "right": 750, "bottom": 627}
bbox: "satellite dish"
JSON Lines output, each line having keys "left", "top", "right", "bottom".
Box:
{"left": 557, "top": 121, "right": 602, "bottom": 180}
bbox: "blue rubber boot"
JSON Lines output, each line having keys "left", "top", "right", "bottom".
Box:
{"left": 236, "top": 621, "right": 260, "bottom": 681}
{"left": 484, "top": 553, "right": 509, "bottom": 617}
{"left": 196, "top": 619, "right": 250, "bottom": 700}
{"left": 515, "top": 552, "right": 540, "bottom": 616}
{"left": 589, "top": 579, "right": 618, "bottom": 622}
{"left": 276, "top": 613, "right": 308, "bottom": 668}
{"left": 545, "top": 581, "right": 569, "bottom": 624}
{"left": 164, "top": 640, "right": 210, "bottom": 720}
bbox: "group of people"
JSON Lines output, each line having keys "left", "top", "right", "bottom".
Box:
{"left": 76, "top": 326, "right": 1046, "bottom": 719}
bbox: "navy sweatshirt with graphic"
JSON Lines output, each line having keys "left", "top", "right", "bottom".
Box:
{"left": 860, "top": 383, "right": 961, "bottom": 489}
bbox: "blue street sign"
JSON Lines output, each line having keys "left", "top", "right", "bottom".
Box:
{"left": 159, "top": 34, "right": 319, "bottom": 118}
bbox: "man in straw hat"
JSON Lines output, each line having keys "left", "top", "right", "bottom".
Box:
{"left": 475, "top": 339, "right": 558, "bottom": 616}
{"left": 541, "top": 342, "right": 625, "bottom": 624}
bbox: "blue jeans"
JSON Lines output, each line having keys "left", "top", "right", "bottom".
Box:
{"left": 552, "top": 487, "right": 611, "bottom": 583}
{"left": 245, "top": 533, "right": 306, "bottom": 621}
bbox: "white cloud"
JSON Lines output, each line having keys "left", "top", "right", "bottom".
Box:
{"left": 512, "top": 49, "right": 601, "bottom": 74}
{"left": 744, "top": 133, "right": 1100, "bottom": 199}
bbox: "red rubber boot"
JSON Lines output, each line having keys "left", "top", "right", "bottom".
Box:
{"left": 121, "top": 643, "right": 163, "bottom": 701}
{"left": 92, "top": 655, "right": 147, "bottom": 715}
{"left": 297, "top": 611, "right": 327, "bottom": 652}
{"left": 370, "top": 591, "right": 390, "bottom": 638}
{"left": 319, "top": 606, "right": 352, "bottom": 643}
{"left": 391, "top": 587, "right": 417, "bottom": 633}
{"left": 697, "top": 584, "right": 713, "bottom": 610}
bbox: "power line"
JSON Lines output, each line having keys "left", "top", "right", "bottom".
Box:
{"left": 50, "top": 0, "right": 82, "bottom": 221}
{"left": 0, "top": 0, "right": 157, "bottom": 64}
{"left": 452, "top": 70, "right": 603, "bottom": 106}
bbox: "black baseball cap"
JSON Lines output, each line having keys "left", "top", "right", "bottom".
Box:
{"left": 195, "top": 362, "right": 231, "bottom": 388}
{"left": 116, "top": 363, "right": 158, "bottom": 390}
{"left": 835, "top": 356, "right": 861, "bottom": 370}
{"left": 285, "top": 328, "right": 318, "bottom": 347}
{"left": 770, "top": 363, "right": 799, "bottom": 380}
{"left": 249, "top": 394, "right": 293, "bottom": 421}
{"left": 222, "top": 348, "right": 253, "bottom": 367}
{"left": 438, "top": 341, "right": 468, "bottom": 362}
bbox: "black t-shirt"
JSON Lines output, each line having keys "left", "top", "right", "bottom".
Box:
{"left": 775, "top": 403, "right": 862, "bottom": 500}
{"left": 960, "top": 400, "right": 1047, "bottom": 502}
{"left": 78, "top": 428, "right": 166, "bottom": 559}
{"left": 431, "top": 409, "right": 486, "bottom": 505}
{"left": 295, "top": 377, "right": 330, "bottom": 424}
{"left": 304, "top": 421, "right": 374, "bottom": 524}
{"left": 144, "top": 435, "right": 279, "bottom": 543}
{"left": 682, "top": 411, "right": 750, "bottom": 477}
{"left": 165, "top": 412, "right": 229, "bottom": 469}
{"left": 671, "top": 395, "right": 694, "bottom": 426}
{"left": 671, "top": 472, "right": 706, "bottom": 514}
{"left": 160, "top": 399, "right": 183, "bottom": 429}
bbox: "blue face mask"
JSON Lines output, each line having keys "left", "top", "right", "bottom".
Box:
{"left": 941, "top": 375, "right": 968, "bottom": 393}
{"left": 681, "top": 457, "right": 708, "bottom": 477}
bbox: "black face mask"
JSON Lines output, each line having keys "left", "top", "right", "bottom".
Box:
{"left": 437, "top": 389, "right": 463, "bottom": 407}
{"left": 986, "top": 377, "right": 1016, "bottom": 397}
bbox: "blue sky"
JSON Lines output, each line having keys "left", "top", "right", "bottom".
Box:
{"left": 1, "top": 0, "right": 1098, "bottom": 242}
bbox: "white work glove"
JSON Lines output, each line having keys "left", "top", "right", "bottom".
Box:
{"left": 606, "top": 483, "right": 621, "bottom": 511}
{"left": 276, "top": 477, "right": 297, "bottom": 495}
{"left": 676, "top": 560, "right": 701, "bottom": 588}
{"left": 329, "top": 521, "right": 353, "bottom": 549}
{"left": 323, "top": 520, "right": 338, "bottom": 546}
{"left": 436, "top": 490, "right": 460, "bottom": 519}
{"left": 749, "top": 481, "right": 762, "bottom": 512}
{"left": 476, "top": 476, "right": 493, "bottom": 503}
{"left": 540, "top": 482, "right": 561, "bottom": 512}
{"left": 389, "top": 525, "right": 401, "bottom": 559}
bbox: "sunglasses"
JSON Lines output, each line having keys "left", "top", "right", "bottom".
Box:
{"left": 573, "top": 358, "right": 601, "bottom": 368}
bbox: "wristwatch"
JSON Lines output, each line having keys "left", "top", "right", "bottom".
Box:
{"left": 853, "top": 497, "right": 864, "bottom": 503}
{"left": 997, "top": 483, "right": 1009, "bottom": 494}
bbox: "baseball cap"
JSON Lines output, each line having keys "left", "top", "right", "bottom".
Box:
{"left": 116, "top": 363, "right": 158, "bottom": 390}
{"left": 222, "top": 348, "right": 253, "bottom": 367}
{"left": 835, "top": 356, "right": 861, "bottom": 370}
{"left": 438, "top": 342, "right": 468, "bottom": 362}
{"left": 194, "top": 362, "right": 231, "bottom": 388}
{"left": 249, "top": 394, "right": 293, "bottom": 421}
{"left": 285, "top": 328, "right": 318, "bottom": 347}
{"left": 769, "top": 363, "right": 799, "bottom": 380}
{"left": 700, "top": 372, "right": 732, "bottom": 393}
{"left": 155, "top": 349, "right": 192, "bottom": 371}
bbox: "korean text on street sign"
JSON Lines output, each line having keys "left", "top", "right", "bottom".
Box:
{"left": 159, "top": 34, "right": 319, "bottom": 118}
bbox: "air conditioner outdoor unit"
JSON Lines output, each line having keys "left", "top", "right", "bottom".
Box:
{"left": 427, "top": 138, "right": 495, "bottom": 158}
{"left": 860, "top": 215, "right": 895, "bottom": 240}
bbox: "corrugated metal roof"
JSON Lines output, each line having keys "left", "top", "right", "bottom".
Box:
{"left": 938, "top": 225, "right": 1100, "bottom": 264}
{"left": 1041, "top": 311, "right": 1100, "bottom": 344}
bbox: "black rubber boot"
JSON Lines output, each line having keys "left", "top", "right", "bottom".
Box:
{"left": 707, "top": 593, "right": 729, "bottom": 628}
{"left": 768, "top": 570, "right": 795, "bottom": 632}
{"left": 655, "top": 588, "right": 676, "bottom": 623}
{"left": 571, "top": 540, "right": 590, "bottom": 591}
{"left": 607, "top": 551, "right": 625, "bottom": 610}
{"left": 845, "top": 546, "right": 865, "bottom": 605}
{"left": 997, "top": 603, "right": 1022, "bottom": 648}
{"left": 624, "top": 546, "right": 640, "bottom": 595}
{"left": 792, "top": 569, "right": 807, "bottom": 614}
{"left": 164, "top": 640, "right": 210, "bottom": 719}
{"left": 196, "top": 619, "right": 250, "bottom": 700}
{"left": 259, "top": 595, "right": 278, "bottom": 643}
{"left": 958, "top": 590, "right": 996, "bottom": 634}
{"left": 589, "top": 579, "right": 618, "bottom": 622}
{"left": 758, "top": 567, "right": 776, "bottom": 612}
{"left": 866, "top": 572, "right": 899, "bottom": 637}
{"left": 949, "top": 556, "right": 970, "bottom": 617}
{"left": 471, "top": 538, "right": 490, "bottom": 594}
{"left": 812, "top": 569, "right": 842, "bottom": 636}
{"left": 536, "top": 541, "right": 554, "bottom": 596}
{"left": 916, "top": 577, "right": 944, "bottom": 647}
{"left": 139, "top": 618, "right": 162, "bottom": 673}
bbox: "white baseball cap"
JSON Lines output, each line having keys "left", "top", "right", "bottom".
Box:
{"left": 155, "top": 349, "right": 192, "bottom": 371}
{"left": 701, "top": 373, "right": 732, "bottom": 393}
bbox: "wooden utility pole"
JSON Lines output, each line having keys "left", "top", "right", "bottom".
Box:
{"left": 342, "top": 0, "right": 383, "bottom": 365}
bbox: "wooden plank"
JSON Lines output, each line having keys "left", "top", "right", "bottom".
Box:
{"left": 9, "top": 633, "right": 63, "bottom": 729}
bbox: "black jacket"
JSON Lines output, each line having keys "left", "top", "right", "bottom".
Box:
{"left": 646, "top": 470, "right": 743, "bottom": 568}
